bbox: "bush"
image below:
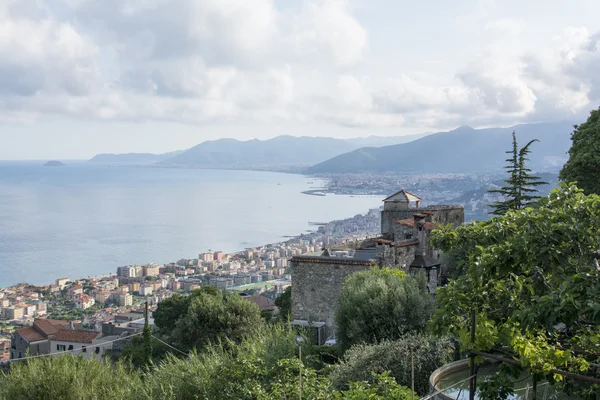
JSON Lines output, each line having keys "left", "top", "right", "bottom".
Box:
{"left": 329, "top": 333, "right": 456, "bottom": 396}
{"left": 0, "top": 355, "right": 142, "bottom": 400}
{"left": 335, "top": 268, "right": 436, "bottom": 352}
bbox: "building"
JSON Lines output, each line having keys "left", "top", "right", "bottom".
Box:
{"left": 213, "top": 251, "right": 223, "bottom": 262}
{"left": 50, "top": 330, "right": 118, "bottom": 360}
{"left": 74, "top": 294, "right": 95, "bottom": 310}
{"left": 11, "top": 319, "right": 71, "bottom": 359}
{"left": 129, "top": 282, "right": 141, "bottom": 293}
{"left": 117, "top": 293, "right": 133, "bottom": 307}
{"left": 117, "top": 266, "right": 136, "bottom": 278}
{"left": 199, "top": 252, "right": 214, "bottom": 262}
{"left": 56, "top": 278, "right": 69, "bottom": 289}
{"left": 290, "top": 190, "right": 464, "bottom": 342}
{"left": 276, "top": 258, "right": 288, "bottom": 268}
{"left": 69, "top": 285, "right": 83, "bottom": 297}
{"left": 143, "top": 264, "right": 160, "bottom": 277}
{"left": 139, "top": 285, "right": 153, "bottom": 296}
{"left": 4, "top": 306, "right": 24, "bottom": 320}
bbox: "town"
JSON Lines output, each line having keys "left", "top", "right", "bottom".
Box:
{"left": 0, "top": 208, "right": 381, "bottom": 363}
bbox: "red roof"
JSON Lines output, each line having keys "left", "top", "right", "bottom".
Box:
{"left": 51, "top": 330, "right": 101, "bottom": 344}
{"left": 33, "top": 319, "right": 69, "bottom": 336}
{"left": 17, "top": 327, "right": 45, "bottom": 343}
{"left": 244, "top": 295, "right": 276, "bottom": 312}
{"left": 396, "top": 219, "right": 439, "bottom": 230}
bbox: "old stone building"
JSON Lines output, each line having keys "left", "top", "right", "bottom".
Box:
{"left": 290, "top": 190, "right": 464, "bottom": 342}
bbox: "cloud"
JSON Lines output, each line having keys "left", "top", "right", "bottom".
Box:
{"left": 0, "top": 1, "right": 598, "bottom": 131}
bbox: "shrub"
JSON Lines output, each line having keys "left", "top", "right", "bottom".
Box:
{"left": 329, "top": 333, "right": 456, "bottom": 396}
{"left": 335, "top": 267, "right": 436, "bottom": 352}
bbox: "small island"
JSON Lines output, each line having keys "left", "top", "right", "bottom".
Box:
{"left": 43, "top": 161, "right": 66, "bottom": 167}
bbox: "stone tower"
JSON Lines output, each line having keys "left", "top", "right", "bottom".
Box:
{"left": 380, "top": 190, "right": 422, "bottom": 238}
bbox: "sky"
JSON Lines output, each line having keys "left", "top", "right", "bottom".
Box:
{"left": 1, "top": 0, "right": 599, "bottom": 159}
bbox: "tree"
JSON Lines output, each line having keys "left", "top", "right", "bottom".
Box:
{"left": 274, "top": 286, "right": 291, "bottom": 321}
{"left": 172, "top": 288, "right": 265, "bottom": 350}
{"left": 430, "top": 184, "right": 600, "bottom": 398}
{"left": 559, "top": 107, "right": 600, "bottom": 195}
{"left": 488, "top": 131, "right": 547, "bottom": 215}
{"left": 329, "top": 333, "right": 455, "bottom": 396}
{"left": 335, "top": 268, "right": 436, "bottom": 352}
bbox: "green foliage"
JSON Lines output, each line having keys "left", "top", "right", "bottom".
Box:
{"left": 335, "top": 267, "right": 435, "bottom": 352}
{"left": 560, "top": 107, "right": 600, "bottom": 195}
{"left": 329, "top": 333, "right": 455, "bottom": 396}
{"left": 488, "top": 131, "right": 547, "bottom": 215}
{"left": 274, "top": 286, "right": 291, "bottom": 321}
{"left": 0, "top": 355, "right": 142, "bottom": 400}
{"left": 1, "top": 325, "right": 415, "bottom": 400}
{"left": 154, "top": 286, "right": 265, "bottom": 351}
{"left": 430, "top": 183, "right": 600, "bottom": 396}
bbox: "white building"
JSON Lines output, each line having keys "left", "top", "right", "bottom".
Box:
{"left": 74, "top": 295, "right": 95, "bottom": 310}
{"left": 276, "top": 258, "right": 288, "bottom": 268}
{"left": 50, "top": 330, "right": 119, "bottom": 360}
{"left": 139, "top": 285, "right": 153, "bottom": 296}
{"left": 117, "top": 293, "right": 133, "bottom": 307}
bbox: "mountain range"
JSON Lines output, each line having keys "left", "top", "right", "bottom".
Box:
{"left": 307, "top": 121, "right": 575, "bottom": 174}
{"left": 90, "top": 150, "right": 185, "bottom": 164}
{"left": 88, "top": 133, "right": 427, "bottom": 167}
{"left": 88, "top": 122, "right": 575, "bottom": 174}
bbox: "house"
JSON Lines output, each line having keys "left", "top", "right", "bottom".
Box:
{"left": 69, "top": 285, "right": 84, "bottom": 297}
{"left": 56, "top": 278, "right": 69, "bottom": 289}
{"left": 74, "top": 294, "right": 95, "bottom": 310}
{"left": 11, "top": 318, "right": 70, "bottom": 359}
{"left": 50, "top": 330, "right": 117, "bottom": 360}
{"left": 242, "top": 295, "right": 276, "bottom": 313}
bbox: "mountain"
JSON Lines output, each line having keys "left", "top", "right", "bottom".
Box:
{"left": 307, "top": 122, "right": 575, "bottom": 174}
{"left": 159, "top": 136, "right": 359, "bottom": 168}
{"left": 344, "top": 132, "right": 429, "bottom": 148}
{"left": 89, "top": 150, "right": 185, "bottom": 164}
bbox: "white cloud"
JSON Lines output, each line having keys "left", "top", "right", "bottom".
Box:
{"left": 0, "top": 0, "right": 599, "bottom": 131}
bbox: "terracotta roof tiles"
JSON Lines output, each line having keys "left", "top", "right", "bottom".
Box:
{"left": 51, "top": 330, "right": 101, "bottom": 344}
{"left": 17, "top": 327, "right": 45, "bottom": 343}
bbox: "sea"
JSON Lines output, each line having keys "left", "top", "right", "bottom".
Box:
{"left": 0, "top": 161, "right": 382, "bottom": 287}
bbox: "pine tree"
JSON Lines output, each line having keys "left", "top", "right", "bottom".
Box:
{"left": 488, "top": 131, "right": 547, "bottom": 215}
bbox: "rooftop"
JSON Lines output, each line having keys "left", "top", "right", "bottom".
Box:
{"left": 16, "top": 327, "right": 45, "bottom": 343}
{"left": 382, "top": 189, "right": 422, "bottom": 203}
{"left": 51, "top": 330, "right": 101, "bottom": 344}
{"left": 291, "top": 248, "right": 378, "bottom": 265}
{"left": 396, "top": 219, "right": 439, "bottom": 230}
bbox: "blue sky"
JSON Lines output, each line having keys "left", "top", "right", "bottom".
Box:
{"left": 1, "top": 0, "right": 599, "bottom": 159}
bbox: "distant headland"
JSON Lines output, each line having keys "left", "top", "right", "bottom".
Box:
{"left": 43, "top": 161, "right": 66, "bottom": 167}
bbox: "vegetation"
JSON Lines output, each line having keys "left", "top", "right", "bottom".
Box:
{"left": 560, "top": 107, "right": 600, "bottom": 195}
{"left": 430, "top": 184, "right": 600, "bottom": 398}
{"left": 0, "top": 355, "right": 141, "bottom": 400}
{"left": 274, "top": 285, "right": 291, "bottom": 321}
{"left": 1, "top": 326, "right": 413, "bottom": 400}
{"left": 335, "top": 267, "right": 435, "bottom": 352}
{"left": 488, "top": 131, "right": 547, "bottom": 215}
{"left": 153, "top": 286, "right": 265, "bottom": 351}
{"left": 329, "top": 333, "right": 455, "bottom": 396}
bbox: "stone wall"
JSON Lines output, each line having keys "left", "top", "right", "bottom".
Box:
{"left": 381, "top": 209, "right": 414, "bottom": 236}
{"left": 424, "top": 205, "right": 464, "bottom": 227}
{"left": 376, "top": 243, "right": 418, "bottom": 269}
{"left": 291, "top": 260, "right": 373, "bottom": 327}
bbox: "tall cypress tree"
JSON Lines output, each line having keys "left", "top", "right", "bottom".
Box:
{"left": 488, "top": 131, "right": 547, "bottom": 216}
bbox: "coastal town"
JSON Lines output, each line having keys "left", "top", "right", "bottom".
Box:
{"left": 0, "top": 208, "right": 381, "bottom": 363}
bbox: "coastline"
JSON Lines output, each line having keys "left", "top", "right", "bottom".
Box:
{"left": 0, "top": 208, "right": 382, "bottom": 291}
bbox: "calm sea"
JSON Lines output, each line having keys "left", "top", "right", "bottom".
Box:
{"left": 0, "top": 162, "right": 381, "bottom": 287}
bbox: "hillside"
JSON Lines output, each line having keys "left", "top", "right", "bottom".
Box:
{"left": 307, "top": 122, "right": 575, "bottom": 174}
{"left": 89, "top": 150, "right": 185, "bottom": 164}
{"left": 159, "top": 136, "right": 359, "bottom": 168}
{"left": 88, "top": 134, "right": 427, "bottom": 168}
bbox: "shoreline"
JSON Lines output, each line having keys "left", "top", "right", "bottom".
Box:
{"left": 1, "top": 208, "right": 382, "bottom": 291}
